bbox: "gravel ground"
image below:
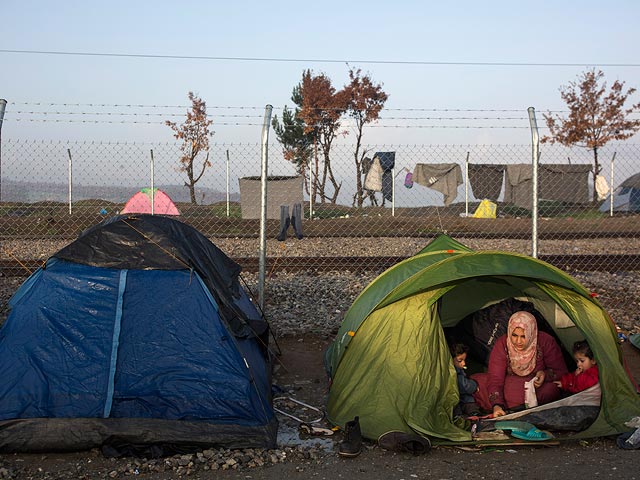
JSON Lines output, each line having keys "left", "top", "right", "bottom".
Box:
{"left": 2, "top": 237, "right": 640, "bottom": 334}
{"left": 1, "top": 237, "right": 639, "bottom": 479}
{"left": 6, "top": 235, "right": 640, "bottom": 259}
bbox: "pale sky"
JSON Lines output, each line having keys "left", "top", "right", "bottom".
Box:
{"left": 2, "top": 0, "right": 640, "bottom": 145}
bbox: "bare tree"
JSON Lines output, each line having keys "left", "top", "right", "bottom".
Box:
{"left": 543, "top": 69, "right": 640, "bottom": 201}
{"left": 166, "top": 92, "right": 214, "bottom": 205}
{"left": 344, "top": 67, "right": 388, "bottom": 207}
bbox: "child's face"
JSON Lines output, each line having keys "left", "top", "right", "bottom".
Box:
{"left": 453, "top": 352, "right": 467, "bottom": 369}
{"left": 574, "top": 352, "right": 596, "bottom": 372}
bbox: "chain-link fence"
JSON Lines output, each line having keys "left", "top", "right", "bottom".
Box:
{"left": 2, "top": 137, "right": 640, "bottom": 315}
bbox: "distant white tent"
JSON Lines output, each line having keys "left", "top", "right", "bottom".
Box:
{"left": 599, "top": 173, "right": 640, "bottom": 213}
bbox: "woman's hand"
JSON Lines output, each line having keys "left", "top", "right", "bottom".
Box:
{"left": 533, "top": 371, "right": 545, "bottom": 388}
{"left": 493, "top": 405, "right": 506, "bottom": 417}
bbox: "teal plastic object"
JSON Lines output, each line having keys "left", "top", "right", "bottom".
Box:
{"left": 510, "top": 428, "right": 554, "bottom": 441}
{"left": 494, "top": 420, "right": 537, "bottom": 433}
{"left": 494, "top": 421, "right": 554, "bottom": 441}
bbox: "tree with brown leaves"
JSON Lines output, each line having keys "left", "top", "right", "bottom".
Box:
{"left": 297, "top": 70, "right": 349, "bottom": 204}
{"left": 344, "top": 67, "right": 389, "bottom": 208}
{"left": 166, "top": 92, "right": 214, "bottom": 205}
{"left": 542, "top": 69, "right": 640, "bottom": 201}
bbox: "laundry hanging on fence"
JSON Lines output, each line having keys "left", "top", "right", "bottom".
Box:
{"left": 504, "top": 164, "right": 592, "bottom": 209}
{"left": 404, "top": 172, "right": 414, "bottom": 188}
{"left": 503, "top": 165, "right": 533, "bottom": 209}
{"left": 468, "top": 164, "right": 505, "bottom": 201}
{"left": 364, "top": 156, "right": 383, "bottom": 192}
{"left": 540, "top": 164, "right": 592, "bottom": 203}
{"left": 412, "top": 163, "right": 463, "bottom": 206}
{"left": 374, "top": 152, "right": 396, "bottom": 202}
{"left": 595, "top": 175, "right": 610, "bottom": 201}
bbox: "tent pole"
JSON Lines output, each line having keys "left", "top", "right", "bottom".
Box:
{"left": 258, "top": 105, "right": 273, "bottom": 311}
{"left": 527, "top": 107, "right": 540, "bottom": 258}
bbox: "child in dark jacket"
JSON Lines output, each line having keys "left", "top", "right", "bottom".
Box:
{"left": 450, "top": 343, "right": 480, "bottom": 416}
{"left": 553, "top": 340, "right": 599, "bottom": 394}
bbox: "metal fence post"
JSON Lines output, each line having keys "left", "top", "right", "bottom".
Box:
{"left": 226, "top": 149, "right": 230, "bottom": 217}
{"left": 391, "top": 166, "right": 395, "bottom": 216}
{"left": 0, "top": 99, "right": 7, "bottom": 202}
{"left": 609, "top": 152, "right": 616, "bottom": 217}
{"left": 258, "top": 105, "right": 273, "bottom": 310}
{"left": 527, "top": 107, "right": 540, "bottom": 258}
{"left": 464, "top": 151, "right": 470, "bottom": 217}
{"left": 67, "top": 149, "right": 73, "bottom": 215}
{"left": 150, "top": 149, "right": 155, "bottom": 215}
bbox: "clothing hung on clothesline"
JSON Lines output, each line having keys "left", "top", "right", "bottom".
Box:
{"left": 412, "top": 163, "right": 463, "bottom": 206}
{"left": 364, "top": 156, "right": 383, "bottom": 192}
{"left": 595, "top": 175, "right": 610, "bottom": 201}
{"left": 375, "top": 152, "right": 396, "bottom": 202}
{"left": 504, "top": 164, "right": 592, "bottom": 209}
{"left": 468, "top": 164, "right": 505, "bottom": 201}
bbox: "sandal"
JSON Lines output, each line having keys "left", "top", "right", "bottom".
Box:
{"left": 510, "top": 427, "right": 554, "bottom": 441}
{"left": 299, "top": 423, "right": 335, "bottom": 436}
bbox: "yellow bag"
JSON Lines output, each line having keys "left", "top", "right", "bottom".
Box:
{"left": 472, "top": 199, "right": 497, "bottom": 219}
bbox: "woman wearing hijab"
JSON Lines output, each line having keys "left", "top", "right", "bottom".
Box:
{"left": 472, "top": 311, "right": 568, "bottom": 417}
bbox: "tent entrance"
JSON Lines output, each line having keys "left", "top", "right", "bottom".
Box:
{"left": 438, "top": 275, "right": 583, "bottom": 352}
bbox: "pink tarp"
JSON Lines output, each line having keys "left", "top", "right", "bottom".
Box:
{"left": 122, "top": 188, "right": 180, "bottom": 216}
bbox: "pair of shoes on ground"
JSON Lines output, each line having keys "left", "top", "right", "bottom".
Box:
{"left": 338, "top": 417, "right": 432, "bottom": 458}
{"left": 377, "top": 430, "right": 431, "bottom": 455}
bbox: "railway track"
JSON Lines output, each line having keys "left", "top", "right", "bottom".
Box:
{"left": 3, "top": 254, "right": 640, "bottom": 277}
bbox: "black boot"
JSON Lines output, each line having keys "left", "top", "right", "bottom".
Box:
{"left": 338, "top": 416, "right": 362, "bottom": 458}
{"left": 290, "top": 202, "right": 303, "bottom": 240}
{"left": 276, "top": 205, "right": 290, "bottom": 241}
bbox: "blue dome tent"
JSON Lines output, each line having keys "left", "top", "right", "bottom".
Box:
{"left": 0, "top": 214, "right": 276, "bottom": 454}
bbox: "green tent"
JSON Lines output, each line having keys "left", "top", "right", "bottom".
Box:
{"left": 325, "top": 234, "right": 640, "bottom": 444}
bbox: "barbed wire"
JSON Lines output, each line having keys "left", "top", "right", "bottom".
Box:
{"left": 9, "top": 102, "right": 639, "bottom": 122}
{"left": 6, "top": 104, "right": 636, "bottom": 128}
{"left": 8, "top": 102, "right": 570, "bottom": 114}
{"left": 7, "top": 111, "right": 549, "bottom": 122}
{"left": 9, "top": 102, "right": 264, "bottom": 109}
{"left": 9, "top": 110, "right": 264, "bottom": 119}
{"left": 3, "top": 118, "right": 541, "bottom": 129}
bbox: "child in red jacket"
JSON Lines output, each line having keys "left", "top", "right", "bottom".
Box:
{"left": 554, "top": 340, "right": 599, "bottom": 394}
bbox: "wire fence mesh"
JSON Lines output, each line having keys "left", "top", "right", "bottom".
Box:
{"left": 2, "top": 137, "right": 640, "bottom": 317}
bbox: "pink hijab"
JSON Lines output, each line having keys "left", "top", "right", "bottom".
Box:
{"left": 507, "top": 311, "right": 538, "bottom": 376}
